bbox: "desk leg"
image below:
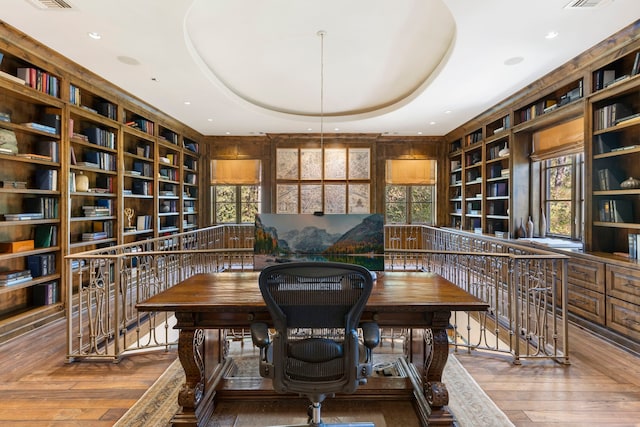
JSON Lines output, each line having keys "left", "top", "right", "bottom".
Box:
{"left": 424, "top": 311, "right": 454, "bottom": 426}
{"left": 171, "top": 328, "right": 205, "bottom": 426}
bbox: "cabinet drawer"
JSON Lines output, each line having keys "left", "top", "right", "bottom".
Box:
{"left": 567, "top": 283, "right": 605, "bottom": 324}
{"left": 606, "top": 264, "right": 640, "bottom": 305}
{"left": 567, "top": 258, "right": 604, "bottom": 293}
{"left": 606, "top": 297, "right": 640, "bottom": 342}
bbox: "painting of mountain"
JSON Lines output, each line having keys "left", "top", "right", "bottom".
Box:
{"left": 254, "top": 213, "right": 384, "bottom": 270}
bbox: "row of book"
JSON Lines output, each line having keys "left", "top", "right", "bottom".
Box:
{"left": 160, "top": 129, "right": 178, "bottom": 144}
{"left": 83, "top": 126, "right": 116, "bottom": 149}
{"left": 487, "top": 182, "right": 508, "bottom": 197}
{"left": 17, "top": 67, "right": 59, "bottom": 97}
{"left": 126, "top": 118, "right": 154, "bottom": 135}
{"left": 74, "top": 149, "right": 117, "bottom": 172}
{"left": 22, "top": 196, "right": 58, "bottom": 219}
{"left": 27, "top": 253, "right": 56, "bottom": 278}
{"left": 132, "top": 160, "right": 153, "bottom": 177}
{"left": 33, "top": 281, "right": 58, "bottom": 306}
{"left": 136, "top": 215, "right": 153, "bottom": 231}
{"left": 593, "top": 102, "right": 637, "bottom": 130}
{"left": 159, "top": 167, "right": 179, "bottom": 181}
{"left": 33, "top": 168, "right": 58, "bottom": 191}
{"left": 593, "top": 52, "right": 640, "bottom": 91}
{"left": 597, "top": 168, "right": 622, "bottom": 191}
{"left": 598, "top": 199, "right": 633, "bottom": 223}
{"left": 69, "top": 86, "right": 118, "bottom": 120}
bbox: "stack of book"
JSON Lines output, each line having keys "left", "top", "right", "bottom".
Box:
{"left": 0, "top": 270, "right": 32, "bottom": 287}
{"left": 82, "top": 231, "right": 108, "bottom": 241}
{"left": 3, "top": 212, "right": 44, "bottom": 221}
{"left": 82, "top": 205, "right": 111, "bottom": 217}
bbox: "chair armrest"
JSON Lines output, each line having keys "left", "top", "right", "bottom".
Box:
{"left": 360, "top": 322, "right": 380, "bottom": 349}
{"left": 250, "top": 322, "right": 271, "bottom": 348}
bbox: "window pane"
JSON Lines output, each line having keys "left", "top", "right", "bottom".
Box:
{"left": 548, "top": 165, "right": 572, "bottom": 200}
{"left": 548, "top": 201, "right": 572, "bottom": 236}
{"left": 385, "top": 185, "right": 407, "bottom": 202}
{"left": 216, "top": 186, "right": 235, "bottom": 202}
{"left": 215, "top": 186, "right": 237, "bottom": 223}
{"left": 240, "top": 185, "right": 261, "bottom": 223}
{"left": 385, "top": 185, "right": 407, "bottom": 223}
{"left": 410, "top": 186, "right": 434, "bottom": 224}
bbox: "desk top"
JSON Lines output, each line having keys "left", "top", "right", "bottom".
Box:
{"left": 137, "top": 271, "right": 488, "bottom": 313}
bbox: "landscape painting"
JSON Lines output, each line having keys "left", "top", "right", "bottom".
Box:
{"left": 254, "top": 213, "right": 384, "bottom": 271}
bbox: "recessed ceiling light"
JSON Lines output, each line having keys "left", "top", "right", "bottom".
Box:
{"left": 184, "top": 101, "right": 191, "bottom": 105}
{"left": 417, "top": 131, "right": 423, "bottom": 135}
{"left": 307, "top": 128, "right": 313, "bottom": 131}
{"left": 504, "top": 56, "right": 524, "bottom": 66}
{"left": 225, "top": 132, "right": 231, "bottom": 135}
{"left": 334, "top": 127, "right": 340, "bottom": 131}
{"left": 444, "top": 110, "right": 452, "bottom": 114}
{"left": 545, "top": 31, "right": 559, "bottom": 39}
{"left": 430, "top": 121, "right": 436, "bottom": 125}
{"left": 207, "top": 118, "right": 213, "bottom": 122}
{"left": 88, "top": 32, "right": 101, "bottom": 40}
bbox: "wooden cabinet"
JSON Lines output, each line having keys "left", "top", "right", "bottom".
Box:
{"left": 606, "top": 263, "right": 640, "bottom": 342}
{"left": 566, "top": 257, "right": 605, "bottom": 324}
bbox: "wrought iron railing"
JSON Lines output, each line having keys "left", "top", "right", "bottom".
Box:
{"left": 66, "top": 224, "right": 569, "bottom": 364}
{"left": 385, "top": 225, "right": 570, "bottom": 364}
{"left": 65, "top": 225, "right": 255, "bottom": 361}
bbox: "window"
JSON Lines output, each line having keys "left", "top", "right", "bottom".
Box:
{"left": 385, "top": 159, "right": 437, "bottom": 224}
{"left": 213, "top": 185, "right": 261, "bottom": 224}
{"left": 385, "top": 185, "right": 435, "bottom": 224}
{"left": 541, "top": 153, "right": 583, "bottom": 239}
{"left": 211, "top": 159, "right": 261, "bottom": 224}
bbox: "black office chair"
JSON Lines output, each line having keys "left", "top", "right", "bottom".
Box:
{"left": 251, "top": 262, "right": 380, "bottom": 427}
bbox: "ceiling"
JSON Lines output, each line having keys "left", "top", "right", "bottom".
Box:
{"left": 2, "top": 0, "right": 640, "bottom": 137}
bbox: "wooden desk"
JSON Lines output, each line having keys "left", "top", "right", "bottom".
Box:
{"left": 137, "top": 271, "right": 488, "bottom": 426}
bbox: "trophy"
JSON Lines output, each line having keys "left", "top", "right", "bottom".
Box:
{"left": 124, "top": 207, "right": 135, "bottom": 231}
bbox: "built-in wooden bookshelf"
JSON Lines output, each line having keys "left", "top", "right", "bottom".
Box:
{"left": 0, "top": 49, "right": 64, "bottom": 341}
{"left": 0, "top": 23, "right": 204, "bottom": 342}
{"left": 589, "top": 48, "right": 640, "bottom": 255}
{"left": 182, "top": 137, "right": 199, "bottom": 231}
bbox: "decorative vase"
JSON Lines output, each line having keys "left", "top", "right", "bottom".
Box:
{"left": 527, "top": 216, "right": 534, "bottom": 238}
{"left": 620, "top": 177, "right": 640, "bottom": 189}
{"left": 498, "top": 142, "right": 510, "bottom": 157}
{"left": 76, "top": 173, "right": 89, "bottom": 192}
{"left": 517, "top": 218, "right": 526, "bottom": 239}
{"left": 540, "top": 209, "right": 547, "bottom": 238}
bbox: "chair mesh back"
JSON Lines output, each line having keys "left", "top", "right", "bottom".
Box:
{"left": 258, "top": 262, "right": 373, "bottom": 388}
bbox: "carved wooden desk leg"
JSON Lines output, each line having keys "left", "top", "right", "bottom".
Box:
{"left": 424, "top": 311, "right": 454, "bottom": 426}
{"left": 172, "top": 327, "right": 205, "bottom": 426}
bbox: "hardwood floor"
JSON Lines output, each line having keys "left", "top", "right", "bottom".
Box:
{"left": 0, "top": 318, "right": 638, "bottom": 426}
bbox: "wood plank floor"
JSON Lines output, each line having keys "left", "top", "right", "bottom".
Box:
{"left": 0, "top": 318, "right": 639, "bottom": 426}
